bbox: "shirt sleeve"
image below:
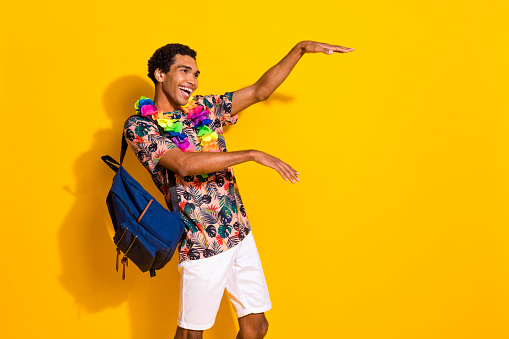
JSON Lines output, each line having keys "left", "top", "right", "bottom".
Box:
{"left": 123, "top": 116, "right": 177, "bottom": 174}
{"left": 199, "top": 92, "right": 237, "bottom": 126}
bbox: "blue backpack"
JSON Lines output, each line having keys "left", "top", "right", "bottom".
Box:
{"left": 102, "top": 132, "right": 185, "bottom": 279}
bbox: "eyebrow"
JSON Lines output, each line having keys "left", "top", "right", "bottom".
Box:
{"left": 177, "top": 65, "right": 200, "bottom": 75}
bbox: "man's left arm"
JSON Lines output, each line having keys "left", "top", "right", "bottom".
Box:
{"left": 231, "top": 41, "right": 354, "bottom": 115}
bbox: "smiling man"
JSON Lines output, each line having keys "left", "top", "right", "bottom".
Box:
{"left": 124, "top": 42, "right": 353, "bottom": 339}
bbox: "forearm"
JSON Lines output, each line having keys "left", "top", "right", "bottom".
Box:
{"left": 252, "top": 42, "right": 306, "bottom": 101}
{"left": 159, "top": 148, "right": 256, "bottom": 177}
{"left": 158, "top": 147, "right": 300, "bottom": 183}
{"left": 231, "top": 41, "right": 352, "bottom": 115}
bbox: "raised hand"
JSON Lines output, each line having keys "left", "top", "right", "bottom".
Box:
{"left": 232, "top": 40, "right": 354, "bottom": 115}
{"left": 299, "top": 40, "right": 354, "bottom": 55}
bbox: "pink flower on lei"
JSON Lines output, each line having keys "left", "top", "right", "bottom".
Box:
{"left": 140, "top": 104, "right": 158, "bottom": 117}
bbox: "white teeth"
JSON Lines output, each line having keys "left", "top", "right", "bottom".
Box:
{"left": 179, "top": 86, "right": 192, "bottom": 94}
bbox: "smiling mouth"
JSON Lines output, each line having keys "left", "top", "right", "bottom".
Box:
{"left": 179, "top": 86, "right": 193, "bottom": 98}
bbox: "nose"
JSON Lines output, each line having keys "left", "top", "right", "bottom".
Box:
{"left": 187, "top": 74, "right": 197, "bottom": 88}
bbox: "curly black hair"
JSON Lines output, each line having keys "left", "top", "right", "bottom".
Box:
{"left": 147, "top": 44, "right": 197, "bottom": 85}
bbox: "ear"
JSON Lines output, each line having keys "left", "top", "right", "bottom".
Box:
{"left": 154, "top": 68, "right": 165, "bottom": 83}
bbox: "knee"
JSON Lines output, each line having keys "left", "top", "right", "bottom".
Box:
{"left": 240, "top": 318, "right": 269, "bottom": 339}
{"left": 259, "top": 318, "right": 269, "bottom": 337}
{"left": 174, "top": 327, "right": 203, "bottom": 339}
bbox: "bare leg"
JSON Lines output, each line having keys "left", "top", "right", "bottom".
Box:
{"left": 174, "top": 326, "right": 203, "bottom": 339}
{"left": 236, "top": 313, "right": 269, "bottom": 339}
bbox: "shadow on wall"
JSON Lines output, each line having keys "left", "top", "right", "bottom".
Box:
{"left": 58, "top": 75, "right": 237, "bottom": 339}
{"left": 259, "top": 92, "right": 295, "bottom": 105}
{"left": 222, "top": 91, "right": 295, "bottom": 134}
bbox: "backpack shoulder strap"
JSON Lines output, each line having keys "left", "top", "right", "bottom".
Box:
{"left": 120, "top": 114, "right": 142, "bottom": 165}
{"left": 101, "top": 155, "right": 120, "bottom": 172}
{"left": 123, "top": 114, "right": 180, "bottom": 212}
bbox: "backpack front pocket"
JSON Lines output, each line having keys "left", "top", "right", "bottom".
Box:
{"left": 113, "top": 219, "right": 156, "bottom": 274}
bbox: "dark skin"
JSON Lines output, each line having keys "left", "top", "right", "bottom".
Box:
{"left": 153, "top": 41, "right": 354, "bottom": 339}
{"left": 174, "top": 313, "right": 269, "bottom": 339}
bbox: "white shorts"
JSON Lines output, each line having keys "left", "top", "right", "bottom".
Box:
{"left": 177, "top": 232, "right": 271, "bottom": 330}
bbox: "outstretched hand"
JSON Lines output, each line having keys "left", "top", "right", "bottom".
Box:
{"left": 299, "top": 41, "right": 354, "bottom": 55}
{"left": 252, "top": 150, "right": 300, "bottom": 184}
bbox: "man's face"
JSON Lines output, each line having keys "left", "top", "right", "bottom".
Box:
{"left": 160, "top": 54, "right": 200, "bottom": 109}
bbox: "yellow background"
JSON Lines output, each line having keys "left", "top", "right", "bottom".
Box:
{"left": 1, "top": 0, "right": 509, "bottom": 338}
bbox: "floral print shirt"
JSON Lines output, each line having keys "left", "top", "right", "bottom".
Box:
{"left": 123, "top": 92, "right": 251, "bottom": 261}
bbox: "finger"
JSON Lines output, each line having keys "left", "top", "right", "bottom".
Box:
{"left": 289, "top": 171, "right": 300, "bottom": 183}
{"left": 279, "top": 163, "right": 298, "bottom": 184}
{"left": 280, "top": 160, "right": 299, "bottom": 177}
{"left": 269, "top": 157, "right": 299, "bottom": 183}
{"left": 329, "top": 45, "right": 355, "bottom": 53}
{"left": 275, "top": 166, "right": 290, "bottom": 182}
{"left": 323, "top": 48, "right": 334, "bottom": 55}
{"left": 318, "top": 43, "right": 354, "bottom": 54}
{"left": 288, "top": 164, "right": 300, "bottom": 178}
{"left": 274, "top": 163, "right": 296, "bottom": 183}
{"left": 282, "top": 163, "right": 299, "bottom": 183}
{"left": 275, "top": 159, "right": 299, "bottom": 182}
{"left": 291, "top": 171, "right": 300, "bottom": 182}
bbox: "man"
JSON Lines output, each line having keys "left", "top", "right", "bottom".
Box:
{"left": 124, "top": 41, "right": 354, "bottom": 339}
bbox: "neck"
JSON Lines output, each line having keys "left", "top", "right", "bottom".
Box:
{"left": 154, "top": 87, "right": 180, "bottom": 113}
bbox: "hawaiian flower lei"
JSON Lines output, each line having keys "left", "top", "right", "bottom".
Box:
{"left": 134, "top": 96, "right": 220, "bottom": 176}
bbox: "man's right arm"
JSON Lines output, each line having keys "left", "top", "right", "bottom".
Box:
{"left": 158, "top": 148, "right": 300, "bottom": 183}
